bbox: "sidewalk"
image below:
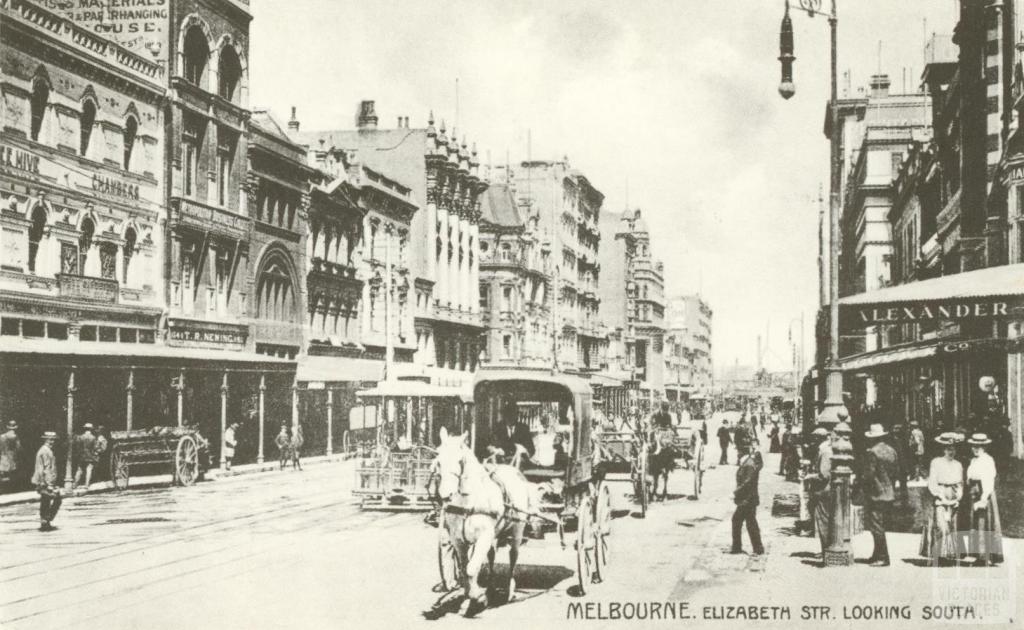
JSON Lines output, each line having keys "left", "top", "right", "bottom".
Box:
{"left": 0, "top": 451, "right": 357, "bottom": 508}
{"left": 671, "top": 451, "right": 1022, "bottom": 628}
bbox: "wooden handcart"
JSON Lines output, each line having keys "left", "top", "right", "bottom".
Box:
{"left": 108, "top": 426, "right": 210, "bottom": 490}
{"left": 595, "top": 429, "right": 651, "bottom": 517}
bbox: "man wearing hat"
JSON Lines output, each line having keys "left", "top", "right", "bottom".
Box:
{"left": 73, "top": 423, "right": 98, "bottom": 490}
{"left": 32, "top": 431, "right": 61, "bottom": 531}
{"left": 0, "top": 420, "right": 22, "bottom": 492}
{"left": 730, "top": 443, "right": 765, "bottom": 556}
{"left": 717, "top": 419, "right": 732, "bottom": 465}
{"left": 861, "top": 423, "right": 898, "bottom": 566}
{"left": 909, "top": 421, "right": 925, "bottom": 481}
{"left": 223, "top": 422, "right": 240, "bottom": 471}
{"left": 804, "top": 427, "right": 832, "bottom": 563}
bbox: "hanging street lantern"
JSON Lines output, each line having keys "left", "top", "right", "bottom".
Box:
{"left": 779, "top": 0, "right": 796, "bottom": 99}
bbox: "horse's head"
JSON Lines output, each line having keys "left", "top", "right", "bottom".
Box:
{"left": 434, "top": 427, "right": 472, "bottom": 501}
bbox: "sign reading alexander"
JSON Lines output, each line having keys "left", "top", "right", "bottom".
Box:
{"left": 840, "top": 297, "right": 1024, "bottom": 330}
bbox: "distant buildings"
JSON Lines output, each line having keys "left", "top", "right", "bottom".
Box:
{"left": 600, "top": 209, "right": 667, "bottom": 396}
{"left": 664, "top": 295, "right": 713, "bottom": 401}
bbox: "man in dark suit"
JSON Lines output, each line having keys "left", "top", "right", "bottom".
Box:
{"left": 652, "top": 402, "right": 673, "bottom": 430}
{"left": 730, "top": 444, "right": 764, "bottom": 555}
{"left": 489, "top": 403, "right": 534, "bottom": 464}
{"left": 717, "top": 420, "right": 732, "bottom": 465}
{"left": 862, "top": 423, "right": 897, "bottom": 566}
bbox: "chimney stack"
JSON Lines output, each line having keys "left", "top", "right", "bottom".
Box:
{"left": 356, "top": 100, "right": 378, "bottom": 130}
{"left": 288, "top": 106, "right": 300, "bottom": 133}
{"left": 869, "top": 74, "right": 891, "bottom": 99}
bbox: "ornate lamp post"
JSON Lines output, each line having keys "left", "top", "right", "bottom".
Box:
{"left": 777, "top": 0, "right": 853, "bottom": 566}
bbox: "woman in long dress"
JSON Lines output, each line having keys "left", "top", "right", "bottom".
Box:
{"left": 919, "top": 432, "right": 963, "bottom": 565}
{"left": 964, "top": 433, "right": 1003, "bottom": 566}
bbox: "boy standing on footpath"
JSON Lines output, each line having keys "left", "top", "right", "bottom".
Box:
{"left": 33, "top": 431, "right": 62, "bottom": 532}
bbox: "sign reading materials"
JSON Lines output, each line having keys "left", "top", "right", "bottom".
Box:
{"left": 840, "top": 297, "right": 1024, "bottom": 330}
{"left": 47, "top": 0, "right": 169, "bottom": 63}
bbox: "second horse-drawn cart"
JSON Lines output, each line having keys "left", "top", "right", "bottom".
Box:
{"left": 109, "top": 426, "right": 211, "bottom": 490}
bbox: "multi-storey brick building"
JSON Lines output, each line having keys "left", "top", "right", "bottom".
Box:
{"left": 510, "top": 159, "right": 606, "bottom": 373}
{"left": 600, "top": 209, "right": 666, "bottom": 397}
{"left": 296, "top": 104, "right": 487, "bottom": 388}
{"left": 478, "top": 180, "right": 552, "bottom": 368}
{"left": 664, "top": 294, "right": 713, "bottom": 403}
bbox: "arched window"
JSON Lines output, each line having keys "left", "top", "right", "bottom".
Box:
{"left": 123, "top": 227, "right": 137, "bottom": 284}
{"left": 123, "top": 116, "right": 138, "bottom": 170}
{"left": 256, "top": 258, "right": 295, "bottom": 322}
{"left": 79, "top": 99, "right": 96, "bottom": 156}
{"left": 30, "top": 79, "right": 49, "bottom": 142}
{"left": 218, "top": 45, "right": 242, "bottom": 102}
{"left": 78, "top": 218, "right": 95, "bottom": 275}
{"left": 27, "top": 206, "right": 46, "bottom": 273}
{"left": 183, "top": 26, "right": 209, "bottom": 87}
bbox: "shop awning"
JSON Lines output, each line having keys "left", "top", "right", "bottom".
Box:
{"left": 0, "top": 337, "right": 294, "bottom": 370}
{"left": 588, "top": 372, "right": 628, "bottom": 387}
{"left": 840, "top": 341, "right": 939, "bottom": 372}
{"left": 296, "top": 355, "right": 384, "bottom": 383}
{"left": 839, "top": 263, "right": 1024, "bottom": 330}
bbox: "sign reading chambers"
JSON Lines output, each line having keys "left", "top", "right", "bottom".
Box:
{"left": 46, "top": 0, "right": 169, "bottom": 63}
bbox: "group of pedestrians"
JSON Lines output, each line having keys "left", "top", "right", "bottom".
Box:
{"left": 274, "top": 423, "right": 304, "bottom": 471}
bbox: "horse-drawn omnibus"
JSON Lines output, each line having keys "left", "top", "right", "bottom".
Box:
{"left": 432, "top": 368, "right": 613, "bottom": 614}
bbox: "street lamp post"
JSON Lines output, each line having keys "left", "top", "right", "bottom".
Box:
{"left": 777, "top": 0, "right": 853, "bottom": 566}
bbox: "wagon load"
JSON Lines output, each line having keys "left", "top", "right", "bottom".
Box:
{"left": 108, "top": 426, "right": 210, "bottom": 490}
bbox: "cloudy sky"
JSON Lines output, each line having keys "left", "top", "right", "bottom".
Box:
{"left": 250, "top": 0, "right": 958, "bottom": 373}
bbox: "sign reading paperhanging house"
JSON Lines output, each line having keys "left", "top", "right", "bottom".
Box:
{"left": 45, "top": 0, "right": 170, "bottom": 64}
{"left": 839, "top": 296, "right": 1024, "bottom": 331}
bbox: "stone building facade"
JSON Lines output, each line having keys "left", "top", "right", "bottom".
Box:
{"left": 478, "top": 181, "right": 552, "bottom": 368}
{"left": 664, "top": 294, "right": 714, "bottom": 402}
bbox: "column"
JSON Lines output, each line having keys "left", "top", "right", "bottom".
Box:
{"left": 406, "top": 395, "right": 414, "bottom": 443}
{"left": 436, "top": 209, "right": 448, "bottom": 306}
{"left": 125, "top": 368, "right": 135, "bottom": 431}
{"left": 291, "top": 381, "right": 299, "bottom": 436}
{"left": 326, "top": 388, "right": 334, "bottom": 456}
{"left": 175, "top": 369, "right": 185, "bottom": 427}
{"left": 462, "top": 215, "right": 471, "bottom": 310}
{"left": 64, "top": 368, "right": 76, "bottom": 491}
{"left": 258, "top": 374, "right": 266, "bottom": 464}
{"left": 470, "top": 223, "right": 480, "bottom": 314}
{"left": 219, "top": 371, "right": 228, "bottom": 468}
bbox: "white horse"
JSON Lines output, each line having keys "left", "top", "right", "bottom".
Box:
{"left": 433, "top": 428, "right": 536, "bottom": 616}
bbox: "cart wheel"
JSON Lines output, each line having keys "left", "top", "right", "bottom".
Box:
{"left": 594, "top": 482, "right": 612, "bottom": 582}
{"left": 111, "top": 446, "right": 129, "bottom": 491}
{"left": 575, "top": 494, "right": 595, "bottom": 594}
{"left": 175, "top": 435, "right": 200, "bottom": 486}
{"left": 634, "top": 448, "right": 649, "bottom": 518}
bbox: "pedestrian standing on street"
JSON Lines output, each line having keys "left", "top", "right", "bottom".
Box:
{"left": 717, "top": 420, "right": 731, "bottom": 465}
{"left": 909, "top": 422, "right": 925, "bottom": 480}
{"left": 919, "top": 433, "right": 963, "bottom": 566}
{"left": 94, "top": 424, "right": 109, "bottom": 482}
{"left": 964, "top": 433, "right": 1003, "bottom": 567}
{"left": 32, "top": 431, "right": 62, "bottom": 531}
{"left": 892, "top": 423, "right": 910, "bottom": 503}
{"left": 223, "top": 422, "right": 239, "bottom": 471}
{"left": 734, "top": 418, "right": 751, "bottom": 464}
{"left": 1, "top": 420, "right": 22, "bottom": 492}
{"left": 73, "top": 423, "right": 98, "bottom": 490}
{"left": 805, "top": 427, "right": 832, "bottom": 565}
{"left": 290, "top": 424, "right": 304, "bottom": 471}
{"left": 861, "top": 423, "right": 897, "bottom": 567}
{"left": 730, "top": 444, "right": 764, "bottom": 556}
{"left": 275, "top": 423, "right": 290, "bottom": 470}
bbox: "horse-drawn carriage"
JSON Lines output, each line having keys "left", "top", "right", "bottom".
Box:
{"left": 352, "top": 380, "right": 471, "bottom": 511}
{"left": 594, "top": 423, "right": 651, "bottom": 517}
{"left": 109, "top": 425, "right": 210, "bottom": 490}
{"left": 433, "top": 368, "right": 612, "bottom": 614}
{"left": 649, "top": 423, "right": 706, "bottom": 499}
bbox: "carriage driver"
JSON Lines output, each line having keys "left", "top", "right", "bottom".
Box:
{"left": 487, "top": 401, "right": 534, "bottom": 465}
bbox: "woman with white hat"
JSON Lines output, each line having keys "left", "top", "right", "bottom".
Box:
{"left": 919, "top": 432, "right": 963, "bottom": 565}
{"left": 964, "top": 433, "right": 1003, "bottom": 566}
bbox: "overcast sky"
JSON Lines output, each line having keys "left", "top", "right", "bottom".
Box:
{"left": 250, "top": 0, "right": 958, "bottom": 373}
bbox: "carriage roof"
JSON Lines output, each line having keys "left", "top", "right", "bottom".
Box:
{"left": 357, "top": 380, "right": 473, "bottom": 403}
{"left": 472, "top": 368, "right": 592, "bottom": 399}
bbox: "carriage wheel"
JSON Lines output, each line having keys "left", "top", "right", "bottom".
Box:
{"left": 111, "top": 446, "right": 129, "bottom": 491}
{"left": 634, "top": 448, "right": 649, "bottom": 518}
{"left": 175, "top": 435, "right": 200, "bottom": 486}
{"left": 575, "top": 494, "right": 595, "bottom": 595}
{"left": 594, "top": 482, "right": 612, "bottom": 582}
